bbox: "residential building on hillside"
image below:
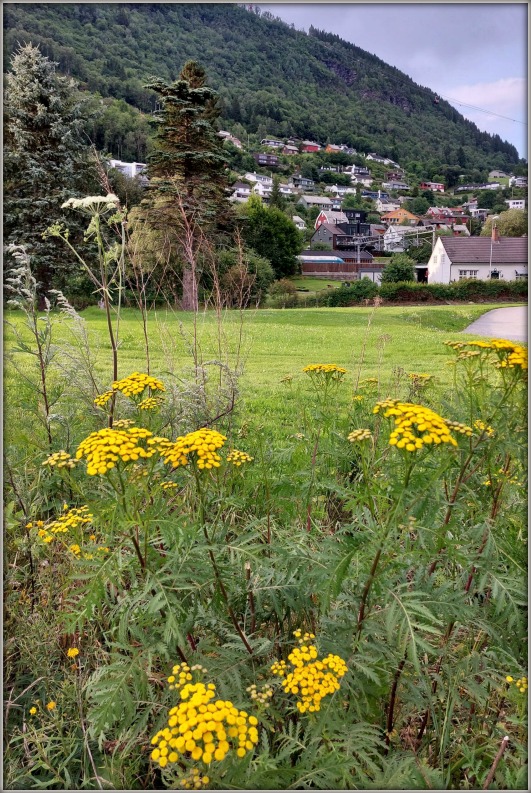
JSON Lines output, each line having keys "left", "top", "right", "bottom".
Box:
{"left": 420, "top": 180, "right": 445, "bottom": 192}
{"left": 366, "top": 153, "right": 397, "bottom": 166}
{"left": 298, "top": 195, "right": 333, "bottom": 210}
{"left": 230, "top": 181, "right": 252, "bottom": 202}
{"left": 380, "top": 208, "right": 421, "bottom": 226}
{"left": 325, "top": 144, "right": 342, "bottom": 153}
{"left": 282, "top": 144, "right": 299, "bottom": 155}
{"left": 314, "top": 209, "right": 349, "bottom": 228}
{"left": 489, "top": 170, "right": 508, "bottom": 179}
{"left": 108, "top": 159, "right": 147, "bottom": 179}
{"left": 253, "top": 153, "right": 279, "bottom": 167}
{"left": 289, "top": 174, "right": 315, "bottom": 191}
{"left": 382, "top": 181, "right": 410, "bottom": 191}
{"left": 349, "top": 165, "right": 371, "bottom": 176}
{"left": 244, "top": 172, "right": 273, "bottom": 185}
{"left": 218, "top": 131, "right": 242, "bottom": 148}
{"left": 362, "top": 190, "right": 389, "bottom": 200}
{"left": 427, "top": 230, "right": 528, "bottom": 283}
{"left": 324, "top": 185, "right": 357, "bottom": 196}
{"left": 376, "top": 198, "right": 400, "bottom": 213}
{"left": 300, "top": 140, "right": 321, "bottom": 153}
{"left": 505, "top": 199, "right": 526, "bottom": 210}
{"left": 292, "top": 215, "right": 307, "bottom": 230}
{"left": 311, "top": 222, "right": 348, "bottom": 247}
{"left": 350, "top": 174, "right": 373, "bottom": 187}
{"left": 261, "top": 138, "right": 283, "bottom": 148}
{"left": 469, "top": 208, "right": 490, "bottom": 221}
{"left": 509, "top": 176, "right": 527, "bottom": 187}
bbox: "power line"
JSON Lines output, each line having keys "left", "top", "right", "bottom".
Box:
{"left": 436, "top": 92, "right": 527, "bottom": 126}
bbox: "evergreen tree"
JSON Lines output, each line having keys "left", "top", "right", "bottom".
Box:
{"left": 269, "top": 175, "right": 286, "bottom": 210}
{"left": 4, "top": 44, "right": 96, "bottom": 297}
{"left": 142, "top": 61, "right": 233, "bottom": 309}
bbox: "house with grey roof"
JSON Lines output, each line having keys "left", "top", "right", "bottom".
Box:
{"left": 427, "top": 230, "right": 527, "bottom": 283}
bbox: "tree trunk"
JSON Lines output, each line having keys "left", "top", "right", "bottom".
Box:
{"left": 181, "top": 266, "right": 198, "bottom": 311}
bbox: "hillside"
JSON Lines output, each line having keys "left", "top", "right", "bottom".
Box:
{"left": 3, "top": 3, "right": 522, "bottom": 173}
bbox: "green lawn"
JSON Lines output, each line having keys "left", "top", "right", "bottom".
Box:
{"left": 290, "top": 276, "right": 342, "bottom": 293}
{"left": 5, "top": 303, "right": 522, "bottom": 437}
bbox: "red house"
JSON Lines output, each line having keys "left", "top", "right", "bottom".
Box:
{"left": 300, "top": 140, "right": 321, "bottom": 153}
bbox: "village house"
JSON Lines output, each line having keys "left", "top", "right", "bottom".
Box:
{"left": 489, "top": 170, "right": 508, "bottom": 179}
{"left": 229, "top": 181, "right": 252, "bottom": 202}
{"left": 376, "top": 198, "right": 400, "bottom": 213}
{"left": 325, "top": 144, "right": 342, "bottom": 154}
{"left": 350, "top": 173, "right": 373, "bottom": 187}
{"left": 427, "top": 228, "right": 528, "bottom": 283}
{"left": 292, "top": 215, "right": 307, "bottom": 230}
{"left": 324, "top": 185, "right": 357, "bottom": 196}
{"left": 253, "top": 152, "right": 279, "bottom": 167}
{"left": 244, "top": 172, "right": 273, "bottom": 186}
{"left": 108, "top": 159, "right": 147, "bottom": 179}
{"left": 420, "top": 180, "right": 445, "bottom": 193}
{"left": 380, "top": 208, "right": 421, "bottom": 226}
{"left": 311, "top": 222, "right": 348, "bottom": 247}
{"left": 314, "top": 209, "right": 349, "bottom": 228}
{"left": 300, "top": 140, "right": 321, "bottom": 153}
{"left": 382, "top": 180, "right": 410, "bottom": 191}
{"left": 366, "top": 153, "right": 397, "bottom": 166}
{"left": 282, "top": 144, "right": 299, "bottom": 155}
{"left": 260, "top": 138, "right": 284, "bottom": 148}
{"left": 505, "top": 199, "right": 526, "bottom": 210}
{"left": 509, "top": 176, "right": 527, "bottom": 187}
{"left": 289, "top": 174, "right": 315, "bottom": 191}
{"left": 218, "top": 130, "right": 242, "bottom": 148}
{"left": 298, "top": 195, "right": 334, "bottom": 211}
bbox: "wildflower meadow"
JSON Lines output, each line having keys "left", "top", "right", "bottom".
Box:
{"left": 3, "top": 199, "right": 528, "bottom": 790}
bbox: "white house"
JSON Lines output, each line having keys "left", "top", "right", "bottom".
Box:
{"left": 108, "top": 159, "right": 147, "bottom": 179}
{"left": 324, "top": 185, "right": 357, "bottom": 196}
{"left": 376, "top": 198, "right": 400, "bottom": 213}
{"left": 382, "top": 181, "right": 410, "bottom": 191}
{"left": 252, "top": 182, "right": 272, "bottom": 199}
{"left": 292, "top": 215, "right": 307, "bottom": 230}
{"left": 366, "top": 153, "right": 397, "bottom": 166}
{"left": 505, "top": 199, "right": 526, "bottom": 210}
{"left": 427, "top": 230, "right": 528, "bottom": 283}
{"left": 509, "top": 176, "right": 527, "bottom": 188}
{"left": 350, "top": 174, "right": 373, "bottom": 187}
{"left": 244, "top": 172, "right": 273, "bottom": 186}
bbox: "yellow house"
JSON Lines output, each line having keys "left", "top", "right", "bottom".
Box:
{"left": 380, "top": 208, "right": 421, "bottom": 226}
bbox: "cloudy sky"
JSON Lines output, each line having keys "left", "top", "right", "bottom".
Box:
{"left": 261, "top": 2, "right": 528, "bottom": 159}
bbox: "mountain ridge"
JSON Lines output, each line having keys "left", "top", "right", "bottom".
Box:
{"left": 3, "top": 3, "right": 522, "bottom": 172}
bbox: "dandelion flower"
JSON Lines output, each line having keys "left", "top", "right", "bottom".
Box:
{"left": 46, "top": 701, "right": 56, "bottom": 711}
{"left": 67, "top": 648, "right": 79, "bottom": 658}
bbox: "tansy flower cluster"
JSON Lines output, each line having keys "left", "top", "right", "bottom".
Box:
{"left": 352, "top": 395, "right": 364, "bottom": 402}
{"left": 348, "top": 429, "right": 372, "bottom": 443}
{"left": 161, "top": 480, "right": 178, "bottom": 490}
{"left": 33, "top": 505, "right": 93, "bottom": 544}
{"left": 76, "top": 426, "right": 156, "bottom": 475}
{"left": 153, "top": 428, "right": 227, "bottom": 471}
{"left": 473, "top": 419, "right": 495, "bottom": 438}
{"left": 302, "top": 363, "right": 347, "bottom": 385}
{"left": 112, "top": 372, "right": 165, "bottom": 397}
{"left": 150, "top": 672, "right": 259, "bottom": 769}
{"left": 94, "top": 391, "right": 113, "bottom": 408}
{"left": 445, "top": 339, "right": 528, "bottom": 371}
{"left": 374, "top": 400, "right": 472, "bottom": 452}
{"left": 113, "top": 418, "right": 134, "bottom": 429}
{"left": 226, "top": 450, "right": 254, "bottom": 466}
{"left": 246, "top": 683, "right": 274, "bottom": 707}
{"left": 179, "top": 768, "right": 210, "bottom": 790}
{"left": 271, "top": 631, "right": 348, "bottom": 714}
{"left": 408, "top": 373, "right": 433, "bottom": 385}
{"left": 506, "top": 675, "right": 528, "bottom": 693}
{"left": 42, "top": 451, "right": 78, "bottom": 469}
{"left": 139, "top": 396, "right": 164, "bottom": 410}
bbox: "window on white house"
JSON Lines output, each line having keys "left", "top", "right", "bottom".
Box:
{"left": 433, "top": 255, "right": 438, "bottom": 264}
{"left": 458, "top": 270, "right": 478, "bottom": 280}
{"left": 515, "top": 273, "right": 528, "bottom": 281}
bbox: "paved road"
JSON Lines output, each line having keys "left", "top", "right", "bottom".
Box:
{"left": 462, "top": 306, "right": 528, "bottom": 343}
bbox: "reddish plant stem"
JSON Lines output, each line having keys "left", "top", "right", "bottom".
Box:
{"left": 306, "top": 427, "right": 322, "bottom": 532}
{"left": 482, "top": 735, "right": 509, "bottom": 789}
{"left": 385, "top": 653, "right": 407, "bottom": 750}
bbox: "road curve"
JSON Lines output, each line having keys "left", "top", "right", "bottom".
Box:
{"left": 462, "top": 306, "right": 528, "bottom": 343}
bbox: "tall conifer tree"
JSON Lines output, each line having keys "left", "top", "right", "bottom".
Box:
{"left": 142, "top": 61, "right": 233, "bottom": 309}
{"left": 4, "top": 44, "right": 96, "bottom": 296}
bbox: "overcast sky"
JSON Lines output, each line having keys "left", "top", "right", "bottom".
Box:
{"left": 260, "top": 2, "right": 528, "bottom": 159}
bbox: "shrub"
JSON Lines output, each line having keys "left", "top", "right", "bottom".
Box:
{"left": 324, "top": 278, "right": 379, "bottom": 306}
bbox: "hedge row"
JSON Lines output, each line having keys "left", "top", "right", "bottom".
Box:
{"left": 294, "top": 279, "right": 528, "bottom": 308}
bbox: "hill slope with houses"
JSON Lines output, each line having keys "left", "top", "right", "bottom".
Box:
{"left": 3, "top": 2, "right": 524, "bottom": 174}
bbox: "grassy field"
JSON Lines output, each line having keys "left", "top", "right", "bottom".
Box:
{"left": 290, "top": 276, "right": 342, "bottom": 292}
{"left": 5, "top": 302, "right": 521, "bottom": 438}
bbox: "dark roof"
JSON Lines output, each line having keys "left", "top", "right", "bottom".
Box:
{"left": 440, "top": 236, "right": 528, "bottom": 264}
{"left": 312, "top": 223, "right": 348, "bottom": 237}
{"left": 302, "top": 248, "right": 373, "bottom": 261}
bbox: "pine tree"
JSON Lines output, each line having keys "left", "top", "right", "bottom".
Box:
{"left": 142, "top": 61, "right": 233, "bottom": 309}
{"left": 269, "top": 175, "right": 286, "bottom": 210}
{"left": 4, "top": 44, "right": 96, "bottom": 297}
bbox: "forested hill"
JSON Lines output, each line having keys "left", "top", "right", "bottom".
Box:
{"left": 3, "top": 3, "right": 521, "bottom": 171}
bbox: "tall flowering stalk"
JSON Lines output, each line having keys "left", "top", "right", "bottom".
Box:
{"left": 44, "top": 194, "right": 126, "bottom": 427}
